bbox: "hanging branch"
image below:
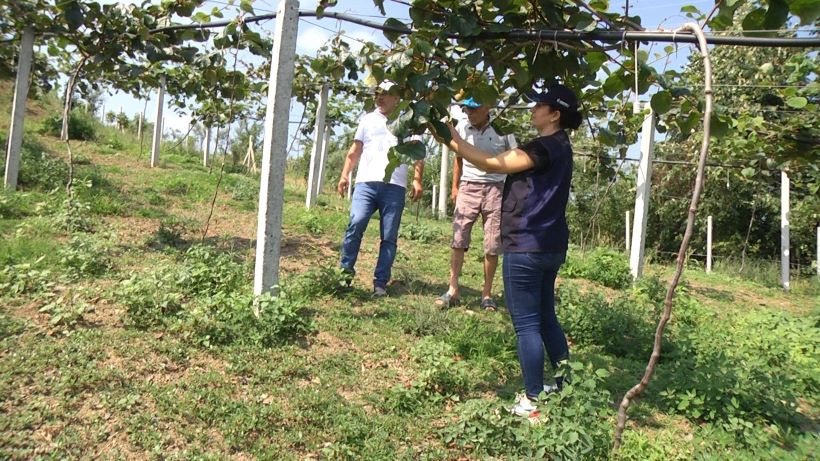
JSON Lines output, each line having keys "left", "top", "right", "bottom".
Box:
{"left": 61, "top": 54, "right": 91, "bottom": 234}
{"left": 740, "top": 199, "right": 757, "bottom": 272}
{"left": 613, "top": 22, "right": 713, "bottom": 452}
{"left": 202, "top": 37, "right": 242, "bottom": 243}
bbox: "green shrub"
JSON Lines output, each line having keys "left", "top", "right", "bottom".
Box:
{"left": 58, "top": 234, "right": 113, "bottom": 279}
{"left": 38, "top": 293, "right": 89, "bottom": 332}
{"left": 385, "top": 338, "right": 471, "bottom": 413}
{"left": 583, "top": 247, "right": 632, "bottom": 288}
{"left": 181, "top": 290, "right": 313, "bottom": 348}
{"left": 399, "top": 222, "right": 442, "bottom": 243}
{"left": 557, "top": 281, "right": 660, "bottom": 358}
{"left": 16, "top": 145, "right": 69, "bottom": 191}
{"left": 225, "top": 175, "right": 258, "bottom": 202}
{"left": 563, "top": 247, "right": 631, "bottom": 289}
{"left": 40, "top": 109, "right": 97, "bottom": 140}
{"left": 660, "top": 309, "right": 818, "bottom": 430}
{"left": 0, "top": 191, "right": 31, "bottom": 219}
{"left": 0, "top": 261, "right": 55, "bottom": 298}
{"left": 117, "top": 266, "right": 185, "bottom": 328}
{"left": 442, "top": 362, "right": 614, "bottom": 459}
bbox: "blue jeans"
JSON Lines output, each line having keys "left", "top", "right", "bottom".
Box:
{"left": 340, "top": 182, "right": 406, "bottom": 288}
{"left": 503, "top": 251, "right": 569, "bottom": 399}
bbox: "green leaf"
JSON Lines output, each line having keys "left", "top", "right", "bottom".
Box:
{"left": 741, "top": 8, "right": 766, "bottom": 34}
{"left": 429, "top": 120, "right": 452, "bottom": 144}
{"left": 62, "top": 1, "right": 85, "bottom": 30}
{"left": 383, "top": 18, "right": 408, "bottom": 43}
{"left": 764, "top": 0, "right": 789, "bottom": 30}
{"left": 709, "top": 116, "right": 730, "bottom": 139}
{"left": 602, "top": 74, "right": 627, "bottom": 98}
{"left": 585, "top": 52, "right": 607, "bottom": 73}
{"left": 240, "top": 0, "right": 255, "bottom": 14}
{"left": 785, "top": 96, "right": 808, "bottom": 108}
{"left": 394, "top": 140, "right": 426, "bottom": 161}
{"left": 680, "top": 5, "right": 700, "bottom": 14}
{"left": 650, "top": 91, "right": 673, "bottom": 115}
{"left": 788, "top": 0, "right": 820, "bottom": 25}
{"left": 741, "top": 167, "right": 756, "bottom": 178}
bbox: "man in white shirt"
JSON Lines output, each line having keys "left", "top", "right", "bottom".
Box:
{"left": 435, "top": 97, "right": 516, "bottom": 310}
{"left": 337, "top": 81, "right": 424, "bottom": 297}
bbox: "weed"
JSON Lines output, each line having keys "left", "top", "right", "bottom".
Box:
{"left": 564, "top": 247, "right": 632, "bottom": 289}
{"left": 38, "top": 292, "right": 89, "bottom": 333}
{"left": 442, "top": 361, "right": 614, "bottom": 459}
{"left": 58, "top": 233, "right": 113, "bottom": 279}
{"left": 0, "top": 260, "right": 55, "bottom": 298}
{"left": 385, "top": 338, "right": 470, "bottom": 413}
{"left": 399, "top": 223, "right": 443, "bottom": 243}
{"left": 40, "top": 109, "right": 97, "bottom": 140}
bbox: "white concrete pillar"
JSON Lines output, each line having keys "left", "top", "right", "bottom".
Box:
{"left": 629, "top": 107, "right": 656, "bottom": 280}
{"left": 706, "top": 215, "right": 713, "bottom": 273}
{"left": 816, "top": 226, "right": 819, "bottom": 278}
{"left": 4, "top": 27, "right": 35, "bottom": 190}
{"left": 306, "top": 84, "right": 329, "bottom": 208}
{"left": 253, "top": 0, "right": 299, "bottom": 296}
{"left": 137, "top": 110, "right": 144, "bottom": 140}
{"left": 432, "top": 185, "right": 437, "bottom": 214}
{"left": 781, "top": 170, "right": 790, "bottom": 291}
{"left": 150, "top": 77, "right": 166, "bottom": 168}
{"left": 437, "top": 144, "right": 449, "bottom": 219}
{"left": 203, "top": 126, "right": 212, "bottom": 167}
{"left": 625, "top": 210, "right": 631, "bottom": 252}
{"left": 317, "top": 124, "right": 331, "bottom": 193}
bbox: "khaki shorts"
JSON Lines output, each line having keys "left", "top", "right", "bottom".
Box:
{"left": 451, "top": 181, "right": 503, "bottom": 255}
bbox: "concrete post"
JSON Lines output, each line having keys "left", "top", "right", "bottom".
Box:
{"left": 432, "top": 185, "right": 437, "bottom": 215}
{"left": 781, "top": 170, "right": 790, "bottom": 291}
{"left": 306, "top": 84, "right": 329, "bottom": 208}
{"left": 317, "top": 124, "right": 331, "bottom": 193}
{"left": 204, "top": 126, "right": 212, "bottom": 167}
{"left": 438, "top": 144, "right": 449, "bottom": 219}
{"left": 4, "top": 27, "right": 35, "bottom": 190}
{"left": 253, "top": 0, "right": 299, "bottom": 296}
{"left": 706, "top": 215, "right": 713, "bottom": 273}
{"left": 629, "top": 107, "right": 656, "bottom": 280}
{"left": 625, "top": 210, "right": 631, "bottom": 252}
{"left": 150, "top": 77, "right": 166, "bottom": 168}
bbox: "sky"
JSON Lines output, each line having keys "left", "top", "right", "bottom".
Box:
{"left": 100, "top": 0, "right": 717, "bottom": 152}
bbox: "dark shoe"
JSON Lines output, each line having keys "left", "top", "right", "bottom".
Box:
{"left": 480, "top": 297, "right": 497, "bottom": 311}
{"left": 372, "top": 285, "right": 388, "bottom": 298}
{"left": 434, "top": 291, "right": 459, "bottom": 308}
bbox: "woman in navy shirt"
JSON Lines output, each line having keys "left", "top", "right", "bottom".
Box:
{"left": 438, "top": 84, "right": 583, "bottom": 417}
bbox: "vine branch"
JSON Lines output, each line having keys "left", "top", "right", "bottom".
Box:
{"left": 613, "top": 21, "right": 713, "bottom": 452}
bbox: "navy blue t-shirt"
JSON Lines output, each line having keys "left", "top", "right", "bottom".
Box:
{"left": 500, "top": 130, "right": 573, "bottom": 253}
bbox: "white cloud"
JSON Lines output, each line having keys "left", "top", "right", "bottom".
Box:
{"left": 296, "top": 25, "right": 332, "bottom": 56}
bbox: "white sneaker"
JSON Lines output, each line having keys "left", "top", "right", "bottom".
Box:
{"left": 510, "top": 394, "right": 539, "bottom": 417}
{"left": 543, "top": 384, "right": 559, "bottom": 395}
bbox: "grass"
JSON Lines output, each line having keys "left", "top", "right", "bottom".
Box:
{"left": 1, "top": 81, "right": 818, "bottom": 459}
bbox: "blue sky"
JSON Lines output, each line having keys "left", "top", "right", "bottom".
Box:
{"left": 102, "top": 0, "right": 716, "bottom": 148}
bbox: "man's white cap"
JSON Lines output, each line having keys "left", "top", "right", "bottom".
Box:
{"left": 377, "top": 80, "right": 396, "bottom": 92}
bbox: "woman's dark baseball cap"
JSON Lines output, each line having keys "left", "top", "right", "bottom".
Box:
{"left": 525, "top": 84, "right": 579, "bottom": 112}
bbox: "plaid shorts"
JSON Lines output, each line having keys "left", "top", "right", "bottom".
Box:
{"left": 451, "top": 181, "right": 503, "bottom": 255}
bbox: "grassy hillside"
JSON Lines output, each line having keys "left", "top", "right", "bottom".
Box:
{"left": 1, "top": 82, "right": 818, "bottom": 459}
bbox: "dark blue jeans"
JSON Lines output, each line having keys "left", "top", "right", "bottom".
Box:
{"left": 503, "top": 251, "right": 569, "bottom": 399}
{"left": 340, "top": 181, "right": 406, "bottom": 288}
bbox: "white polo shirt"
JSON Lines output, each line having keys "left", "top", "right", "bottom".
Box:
{"left": 353, "top": 110, "right": 409, "bottom": 188}
{"left": 457, "top": 120, "right": 516, "bottom": 184}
